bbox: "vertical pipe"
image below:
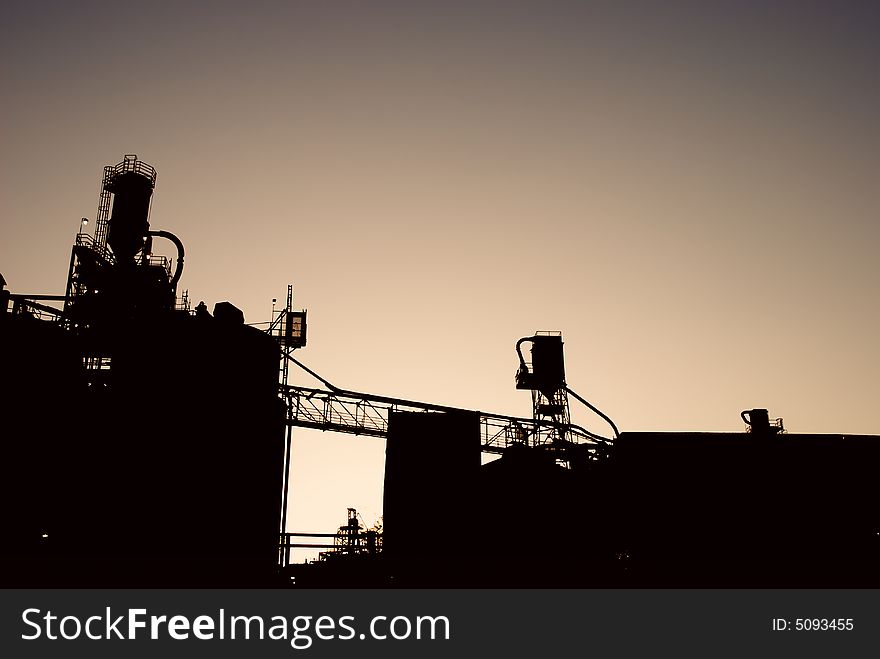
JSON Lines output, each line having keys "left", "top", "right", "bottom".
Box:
{"left": 61, "top": 246, "right": 77, "bottom": 323}
{"left": 280, "top": 418, "right": 293, "bottom": 567}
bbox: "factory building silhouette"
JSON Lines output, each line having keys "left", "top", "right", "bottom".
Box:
{"left": 2, "top": 156, "right": 879, "bottom": 587}
{"left": 2, "top": 157, "right": 283, "bottom": 586}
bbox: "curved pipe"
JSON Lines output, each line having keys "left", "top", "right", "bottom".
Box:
{"left": 515, "top": 335, "right": 538, "bottom": 386}
{"left": 565, "top": 386, "right": 620, "bottom": 439}
{"left": 515, "top": 336, "right": 536, "bottom": 370}
{"left": 147, "top": 230, "right": 185, "bottom": 291}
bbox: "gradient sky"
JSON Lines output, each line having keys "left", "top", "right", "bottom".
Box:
{"left": 3, "top": 1, "right": 879, "bottom": 553}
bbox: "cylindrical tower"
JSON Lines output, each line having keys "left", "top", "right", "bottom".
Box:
{"left": 104, "top": 155, "right": 157, "bottom": 263}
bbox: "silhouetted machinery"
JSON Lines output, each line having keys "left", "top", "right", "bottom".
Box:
{"left": 516, "top": 333, "right": 565, "bottom": 395}
{"left": 285, "top": 329, "right": 880, "bottom": 587}
{"left": 4, "top": 155, "right": 880, "bottom": 588}
{"left": 2, "top": 156, "right": 284, "bottom": 586}
{"left": 63, "top": 155, "right": 186, "bottom": 331}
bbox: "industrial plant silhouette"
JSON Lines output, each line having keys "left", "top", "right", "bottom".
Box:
{"left": 2, "top": 156, "right": 879, "bottom": 587}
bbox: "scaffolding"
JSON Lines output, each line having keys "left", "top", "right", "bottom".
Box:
{"left": 280, "top": 383, "right": 609, "bottom": 456}
{"left": 278, "top": 509, "right": 382, "bottom": 568}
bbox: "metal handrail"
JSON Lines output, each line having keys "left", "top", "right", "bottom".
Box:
{"left": 110, "top": 155, "right": 157, "bottom": 185}
{"left": 281, "top": 384, "right": 611, "bottom": 455}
